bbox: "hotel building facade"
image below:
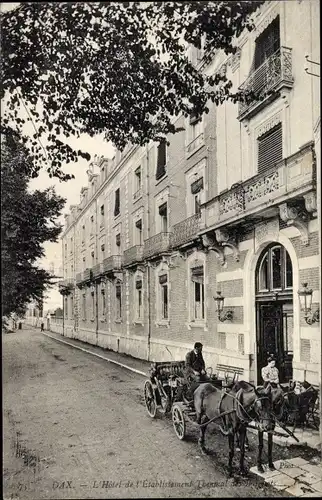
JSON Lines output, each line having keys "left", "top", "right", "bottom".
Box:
{"left": 54, "top": 0, "right": 320, "bottom": 386}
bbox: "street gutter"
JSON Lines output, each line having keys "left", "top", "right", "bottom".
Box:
{"left": 41, "top": 332, "right": 148, "bottom": 377}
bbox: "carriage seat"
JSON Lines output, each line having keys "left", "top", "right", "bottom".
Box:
{"left": 216, "top": 364, "right": 244, "bottom": 388}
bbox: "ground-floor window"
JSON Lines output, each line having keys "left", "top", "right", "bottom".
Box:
{"left": 101, "top": 289, "right": 106, "bottom": 317}
{"left": 159, "top": 274, "right": 168, "bottom": 320}
{"left": 115, "top": 282, "right": 122, "bottom": 320}
{"left": 190, "top": 265, "right": 205, "bottom": 321}
{"left": 82, "top": 293, "right": 86, "bottom": 320}
{"left": 135, "top": 276, "right": 143, "bottom": 321}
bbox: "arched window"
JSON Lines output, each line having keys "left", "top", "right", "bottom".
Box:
{"left": 256, "top": 244, "right": 293, "bottom": 293}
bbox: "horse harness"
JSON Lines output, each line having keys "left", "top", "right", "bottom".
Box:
{"left": 219, "top": 388, "right": 271, "bottom": 426}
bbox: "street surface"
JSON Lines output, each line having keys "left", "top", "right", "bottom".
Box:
{"left": 3, "top": 328, "right": 289, "bottom": 499}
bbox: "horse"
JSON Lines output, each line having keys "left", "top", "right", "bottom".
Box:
{"left": 194, "top": 380, "right": 273, "bottom": 477}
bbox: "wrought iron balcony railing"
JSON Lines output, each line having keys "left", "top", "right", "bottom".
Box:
{"left": 103, "top": 255, "right": 123, "bottom": 274}
{"left": 170, "top": 214, "right": 201, "bottom": 248}
{"left": 238, "top": 47, "right": 294, "bottom": 121}
{"left": 123, "top": 245, "right": 144, "bottom": 267}
{"left": 203, "top": 143, "right": 315, "bottom": 229}
{"left": 143, "top": 232, "right": 171, "bottom": 260}
{"left": 186, "top": 133, "right": 204, "bottom": 154}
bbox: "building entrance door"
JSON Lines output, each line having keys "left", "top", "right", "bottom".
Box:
{"left": 256, "top": 301, "right": 293, "bottom": 383}
{"left": 255, "top": 243, "right": 294, "bottom": 384}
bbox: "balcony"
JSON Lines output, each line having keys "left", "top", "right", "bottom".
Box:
{"left": 238, "top": 47, "right": 294, "bottom": 121}
{"left": 92, "top": 263, "right": 104, "bottom": 279}
{"left": 76, "top": 272, "right": 83, "bottom": 285}
{"left": 170, "top": 214, "right": 202, "bottom": 249}
{"left": 123, "top": 245, "right": 144, "bottom": 267}
{"left": 83, "top": 268, "right": 92, "bottom": 282}
{"left": 103, "top": 255, "right": 123, "bottom": 274}
{"left": 186, "top": 133, "right": 204, "bottom": 155}
{"left": 143, "top": 232, "right": 171, "bottom": 260}
{"left": 203, "top": 143, "right": 316, "bottom": 231}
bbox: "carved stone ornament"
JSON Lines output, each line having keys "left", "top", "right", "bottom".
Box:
{"left": 255, "top": 219, "right": 279, "bottom": 247}
{"left": 279, "top": 203, "right": 309, "bottom": 246}
{"left": 256, "top": 113, "right": 282, "bottom": 139}
{"left": 303, "top": 192, "right": 317, "bottom": 217}
{"left": 201, "top": 233, "right": 225, "bottom": 266}
{"left": 255, "top": 9, "right": 279, "bottom": 37}
{"left": 215, "top": 229, "right": 240, "bottom": 262}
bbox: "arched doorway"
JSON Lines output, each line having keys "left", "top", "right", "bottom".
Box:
{"left": 255, "top": 244, "right": 293, "bottom": 383}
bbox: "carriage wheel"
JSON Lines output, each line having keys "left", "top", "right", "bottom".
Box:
{"left": 172, "top": 404, "right": 186, "bottom": 440}
{"left": 144, "top": 380, "right": 157, "bottom": 418}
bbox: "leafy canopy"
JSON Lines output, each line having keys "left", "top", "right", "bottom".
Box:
{"left": 1, "top": 1, "right": 263, "bottom": 180}
{"left": 1, "top": 129, "right": 66, "bottom": 318}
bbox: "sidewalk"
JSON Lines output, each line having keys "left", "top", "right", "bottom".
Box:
{"left": 37, "top": 327, "right": 320, "bottom": 451}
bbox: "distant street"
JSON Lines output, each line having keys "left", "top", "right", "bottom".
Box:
{"left": 3, "top": 328, "right": 286, "bottom": 499}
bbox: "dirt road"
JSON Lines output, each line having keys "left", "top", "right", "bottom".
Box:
{"left": 3, "top": 328, "right": 289, "bottom": 499}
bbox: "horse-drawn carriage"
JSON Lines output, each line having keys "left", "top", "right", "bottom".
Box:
{"left": 143, "top": 360, "right": 320, "bottom": 440}
{"left": 143, "top": 360, "right": 320, "bottom": 476}
{"left": 143, "top": 360, "right": 239, "bottom": 439}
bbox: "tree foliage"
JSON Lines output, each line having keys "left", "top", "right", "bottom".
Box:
{"left": 1, "top": 1, "right": 263, "bottom": 180}
{"left": 1, "top": 129, "right": 66, "bottom": 318}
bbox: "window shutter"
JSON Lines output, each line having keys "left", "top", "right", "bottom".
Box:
{"left": 191, "top": 265, "right": 204, "bottom": 284}
{"left": 158, "top": 202, "right": 167, "bottom": 216}
{"left": 156, "top": 139, "right": 167, "bottom": 180}
{"left": 114, "top": 188, "right": 120, "bottom": 216}
{"left": 159, "top": 274, "right": 168, "bottom": 284}
{"left": 191, "top": 177, "right": 204, "bottom": 194}
{"left": 258, "top": 123, "right": 283, "bottom": 174}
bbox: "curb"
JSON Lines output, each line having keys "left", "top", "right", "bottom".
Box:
{"left": 41, "top": 331, "right": 148, "bottom": 378}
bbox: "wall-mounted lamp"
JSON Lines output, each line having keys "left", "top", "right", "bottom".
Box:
{"left": 213, "top": 292, "right": 234, "bottom": 322}
{"left": 298, "top": 283, "right": 320, "bottom": 325}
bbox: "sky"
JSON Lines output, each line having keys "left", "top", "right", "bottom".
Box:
{"left": 1, "top": 1, "right": 115, "bottom": 303}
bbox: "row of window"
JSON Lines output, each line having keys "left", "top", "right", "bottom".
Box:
{"left": 65, "top": 261, "right": 207, "bottom": 325}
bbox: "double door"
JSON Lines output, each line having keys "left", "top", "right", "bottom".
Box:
{"left": 256, "top": 301, "right": 293, "bottom": 384}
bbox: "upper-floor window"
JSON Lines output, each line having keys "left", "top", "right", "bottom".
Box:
{"left": 64, "top": 243, "right": 67, "bottom": 257}
{"left": 91, "top": 250, "right": 95, "bottom": 266}
{"left": 187, "top": 112, "right": 203, "bottom": 152}
{"left": 134, "top": 167, "right": 142, "bottom": 198}
{"left": 254, "top": 16, "right": 280, "bottom": 70}
{"left": 190, "top": 176, "right": 204, "bottom": 215}
{"left": 70, "top": 237, "right": 73, "bottom": 253}
{"left": 257, "top": 244, "right": 293, "bottom": 293}
{"left": 116, "top": 233, "right": 121, "bottom": 254}
{"left": 156, "top": 139, "right": 167, "bottom": 180}
{"left": 100, "top": 204, "right": 105, "bottom": 227}
{"left": 257, "top": 122, "right": 282, "bottom": 174}
{"left": 114, "top": 188, "right": 120, "bottom": 217}
{"left": 135, "top": 219, "right": 143, "bottom": 246}
{"left": 82, "top": 225, "right": 85, "bottom": 244}
{"left": 158, "top": 202, "right": 168, "bottom": 233}
{"left": 101, "top": 243, "right": 105, "bottom": 260}
{"left": 90, "top": 215, "right": 94, "bottom": 235}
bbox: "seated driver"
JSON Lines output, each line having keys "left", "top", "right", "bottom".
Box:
{"left": 185, "top": 342, "right": 209, "bottom": 383}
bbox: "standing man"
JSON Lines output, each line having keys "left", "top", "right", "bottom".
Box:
{"left": 40, "top": 321, "right": 44, "bottom": 332}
